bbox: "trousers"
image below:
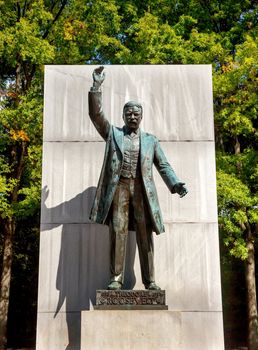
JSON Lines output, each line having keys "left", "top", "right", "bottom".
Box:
{"left": 109, "top": 177, "right": 155, "bottom": 286}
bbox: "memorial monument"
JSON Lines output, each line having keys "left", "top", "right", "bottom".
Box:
{"left": 36, "top": 65, "right": 224, "bottom": 349}
{"left": 88, "top": 66, "right": 188, "bottom": 291}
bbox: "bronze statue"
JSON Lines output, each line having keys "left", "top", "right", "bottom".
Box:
{"left": 88, "top": 66, "right": 188, "bottom": 290}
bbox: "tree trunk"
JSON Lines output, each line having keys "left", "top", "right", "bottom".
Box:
{"left": 0, "top": 219, "right": 15, "bottom": 350}
{"left": 0, "top": 134, "right": 26, "bottom": 349}
{"left": 245, "top": 225, "right": 258, "bottom": 350}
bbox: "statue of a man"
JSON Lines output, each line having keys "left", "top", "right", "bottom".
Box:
{"left": 88, "top": 66, "right": 188, "bottom": 290}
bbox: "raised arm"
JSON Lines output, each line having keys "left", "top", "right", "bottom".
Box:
{"left": 88, "top": 66, "right": 110, "bottom": 141}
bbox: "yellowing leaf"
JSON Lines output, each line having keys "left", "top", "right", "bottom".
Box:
{"left": 10, "top": 129, "right": 30, "bottom": 142}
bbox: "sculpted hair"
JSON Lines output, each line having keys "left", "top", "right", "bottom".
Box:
{"left": 123, "top": 101, "right": 143, "bottom": 116}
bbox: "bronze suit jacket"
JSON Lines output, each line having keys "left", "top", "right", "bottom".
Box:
{"left": 88, "top": 91, "right": 181, "bottom": 234}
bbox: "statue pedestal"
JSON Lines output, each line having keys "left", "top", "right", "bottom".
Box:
{"left": 94, "top": 290, "right": 168, "bottom": 310}
{"left": 81, "top": 310, "right": 224, "bottom": 350}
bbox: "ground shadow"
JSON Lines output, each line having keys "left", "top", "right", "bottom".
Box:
{"left": 41, "top": 186, "right": 136, "bottom": 350}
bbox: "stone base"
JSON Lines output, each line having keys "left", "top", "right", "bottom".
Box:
{"left": 81, "top": 310, "right": 224, "bottom": 350}
{"left": 95, "top": 289, "right": 167, "bottom": 310}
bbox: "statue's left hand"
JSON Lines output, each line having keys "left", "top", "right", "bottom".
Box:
{"left": 174, "top": 182, "right": 188, "bottom": 198}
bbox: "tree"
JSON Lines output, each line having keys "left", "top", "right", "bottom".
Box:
{"left": 0, "top": 1, "right": 65, "bottom": 348}
{"left": 215, "top": 32, "right": 258, "bottom": 349}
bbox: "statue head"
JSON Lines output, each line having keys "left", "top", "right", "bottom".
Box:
{"left": 122, "top": 101, "right": 143, "bottom": 131}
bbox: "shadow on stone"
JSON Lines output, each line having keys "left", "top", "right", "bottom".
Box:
{"left": 41, "top": 186, "right": 137, "bottom": 350}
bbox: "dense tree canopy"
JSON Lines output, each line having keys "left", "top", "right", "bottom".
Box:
{"left": 0, "top": 0, "right": 257, "bottom": 349}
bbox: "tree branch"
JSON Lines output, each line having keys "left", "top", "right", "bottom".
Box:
{"left": 11, "top": 141, "right": 27, "bottom": 203}
{"left": 43, "top": 0, "right": 68, "bottom": 39}
{"left": 50, "top": 0, "right": 60, "bottom": 12}
{"left": 16, "top": 1, "right": 21, "bottom": 22}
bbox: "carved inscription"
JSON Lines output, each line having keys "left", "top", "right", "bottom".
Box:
{"left": 96, "top": 290, "right": 166, "bottom": 306}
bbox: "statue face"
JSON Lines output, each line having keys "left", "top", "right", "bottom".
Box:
{"left": 123, "top": 105, "right": 142, "bottom": 131}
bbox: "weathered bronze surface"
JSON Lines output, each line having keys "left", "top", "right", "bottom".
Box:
{"left": 95, "top": 290, "right": 168, "bottom": 310}
{"left": 88, "top": 66, "right": 188, "bottom": 291}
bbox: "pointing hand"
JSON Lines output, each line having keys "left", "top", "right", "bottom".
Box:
{"left": 174, "top": 182, "right": 188, "bottom": 198}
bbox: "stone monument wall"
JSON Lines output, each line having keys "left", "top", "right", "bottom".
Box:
{"left": 36, "top": 65, "right": 224, "bottom": 349}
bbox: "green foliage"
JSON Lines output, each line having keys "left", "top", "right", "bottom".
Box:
{"left": 217, "top": 169, "right": 256, "bottom": 259}
{"left": 14, "top": 145, "right": 42, "bottom": 219}
{"left": 0, "top": 176, "right": 18, "bottom": 218}
{"left": 124, "top": 12, "right": 185, "bottom": 64}
{"left": 0, "top": 1, "right": 55, "bottom": 67}
{"left": 214, "top": 34, "right": 258, "bottom": 140}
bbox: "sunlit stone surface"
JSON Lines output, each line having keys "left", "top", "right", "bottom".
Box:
{"left": 36, "top": 65, "right": 224, "bottom": 350}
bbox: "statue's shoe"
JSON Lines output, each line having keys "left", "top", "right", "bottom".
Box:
{"left": 107, "top": 281, "right": 122, "bottom": 290}
{"left": 145, "top": 282, "right": 161, "bottom": 290}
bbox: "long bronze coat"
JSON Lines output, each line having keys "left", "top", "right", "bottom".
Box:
{"left": 88, "top": 91, "right": 180, "bottom": 234}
